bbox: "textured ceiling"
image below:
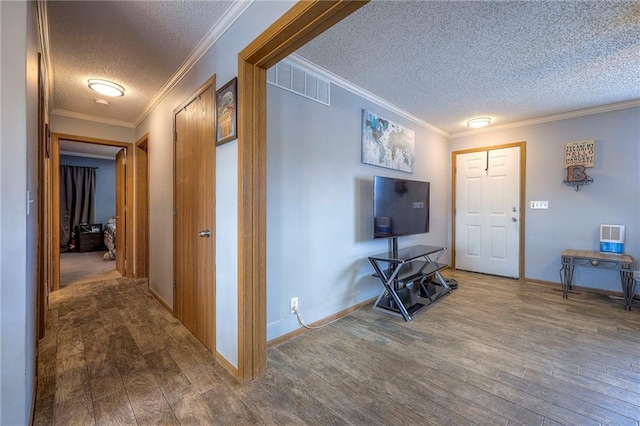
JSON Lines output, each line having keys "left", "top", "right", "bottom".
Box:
{"left": 45, "top": 1, "right": 640, "bottom": 135}
{"left": 59, "top": 140, "right": 121, "bottom": 159}
{"left": 47, "top": 0, "right": 233, "bottom": 126}
{"left": 296, "top": 0, "right": 640, "bottom": 134}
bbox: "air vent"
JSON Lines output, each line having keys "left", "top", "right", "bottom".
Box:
{"left": 600, "top": 224, "right": 625, "bottom": 254}
{"left": 267, "top": 59, "right": 330, "bottom": 106}
{"left": 600, "top": 224, "right": 625, "bottom": 242}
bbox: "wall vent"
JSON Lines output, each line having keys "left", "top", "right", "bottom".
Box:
{"left": 600, "top": 224, "right": 625, "bottom": 254}
{"left": 267, "top": 59, "right": 330, "bottom": 106}
{"left": 600, "top": 224, "right": 625, "bottom": 243}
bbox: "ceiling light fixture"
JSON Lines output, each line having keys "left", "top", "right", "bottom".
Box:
{"left": 466, "top": 117, "right": 491, "bottom": 128}
{"left": 88, "top": 79, "right": 125, "bottom": 97}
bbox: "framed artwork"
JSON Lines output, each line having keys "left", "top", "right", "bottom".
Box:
{"left": 216, "top": 77, "right": 237, "bottom": 145}
{"left": 361, "top": 109, "right": 415, "bottom": 173}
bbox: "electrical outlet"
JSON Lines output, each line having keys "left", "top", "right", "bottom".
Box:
{"left": 530, "top": 201, "right": 549, "bottom": 209}
{"left": 290, "top": 297, "right": 298, "bottom": 314}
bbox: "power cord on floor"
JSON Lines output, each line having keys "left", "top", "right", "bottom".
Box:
{"left": 293, "top": 306, "right": 342, "bottom": 330}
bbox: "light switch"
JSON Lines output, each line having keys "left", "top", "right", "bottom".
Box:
{"left": 530, "top": 201, "right": 549, "bottom": 209}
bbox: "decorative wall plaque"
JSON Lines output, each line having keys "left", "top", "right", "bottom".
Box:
{"left": 563, "top": 139, "right": 595, "bottom": 191}
{"left": 564, "top": 139, "right": 595, "bottom": 168}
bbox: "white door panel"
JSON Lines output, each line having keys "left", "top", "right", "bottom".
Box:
{"left": 455, "top": 147, "right": 520, "bottom": 278}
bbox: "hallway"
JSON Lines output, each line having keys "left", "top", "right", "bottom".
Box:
{"left": 33, "top": 278, "right": 243, "bottom": 425}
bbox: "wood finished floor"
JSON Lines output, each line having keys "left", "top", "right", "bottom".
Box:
{"left": 33, "top": 271, "right": 640, "bottom": 425}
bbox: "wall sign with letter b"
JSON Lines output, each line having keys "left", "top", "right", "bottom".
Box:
{"left": 563, "top": 140, "right": 594, "bottom": 191}
{"left": 566, "top": 165, "right": 587, "bottom": 182}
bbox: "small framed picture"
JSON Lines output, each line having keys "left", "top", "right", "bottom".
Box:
{"left": 216, "top": 77, "right": 237, "bottom": 145}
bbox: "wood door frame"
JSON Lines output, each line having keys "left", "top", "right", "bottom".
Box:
{"left": 451, "top": 141, "right": 526, "bottom": 279}
{"left": 236, "top": 0, "right": 368, "bottom": 382}
{"left": 115, "top": 149, "right": 127, "bottom": 275}
{"left": 52, "top": 133, "right": 134, "bottom": 291}
{"left": 134, "top": 133, "right": 149, "bottom": 278}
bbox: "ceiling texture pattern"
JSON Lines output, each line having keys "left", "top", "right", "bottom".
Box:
{"left": 45, "top": 0, "right": 640, "bottom": 141}
{"left": 297, "top": 0, "right": 640, "bottom": 134}
{"left": 59, "top": 140, "right": 122, "bottom": 159}
{"left": 46, "top": 0, "right": 234, "bottom": 126}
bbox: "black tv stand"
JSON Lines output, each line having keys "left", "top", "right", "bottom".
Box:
{"left": 391, "top": 236, "right": 399, "bottom": 258}
{"left": 368, "top": 245, "right": 450, "bottom": 321}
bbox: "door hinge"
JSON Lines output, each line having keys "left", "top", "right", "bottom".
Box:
{"left": 173, "top": 279, "right": 177, "bottom": 290}
{"left": 174, "top": 132, "right": 177, "bottom": 143}
{"left": 173, "top": 207, "right": 177, "bottom": 215}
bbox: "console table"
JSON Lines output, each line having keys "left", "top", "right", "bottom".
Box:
{"left": 559, "top": 249, "right": 636, "bottom": 310}
{"left": 369, "top": 245, "right": 451, "bottom": 321}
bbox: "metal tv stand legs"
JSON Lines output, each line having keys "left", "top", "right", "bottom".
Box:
{"left": 369, "top": 245, "right": 451, "bottom": 321}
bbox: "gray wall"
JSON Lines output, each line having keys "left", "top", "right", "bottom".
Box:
{"left": 1, "top": 1, "right": 39, "bottom": 423}
{"left": 135, "top": 0, "right": 296, "bottom": 367}
{"left": 266, "top": 83, "right": 450, "bottom": 340}
{"left": 450, "top": 107, "right": 640, "bottom": 294}
{"left": 60, "top": 155, "right": 116, "bottom": 227}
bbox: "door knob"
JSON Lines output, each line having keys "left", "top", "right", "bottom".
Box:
{"left": 199, "top": 230, "right": 212, "bottom": 237}
{"left": 511, "top": 217, "right": 518, "bottom": 222}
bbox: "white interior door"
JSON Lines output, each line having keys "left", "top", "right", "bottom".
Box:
{"left": 455, "top": 146, "right": 520, "bottom": 278}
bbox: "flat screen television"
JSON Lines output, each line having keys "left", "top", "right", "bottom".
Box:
{"left": 373, "top": 175, "right": 430, "bottom": 239}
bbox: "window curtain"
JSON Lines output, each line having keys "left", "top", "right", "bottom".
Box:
{"left": 60, "top": 165, "right": 96, "bottom": 250}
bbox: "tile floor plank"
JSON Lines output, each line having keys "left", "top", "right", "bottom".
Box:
{"left": 93, "top": 391, "right": 137, "bottom": 426}
{"left": 34, "top": 272, "right": 640, "bottom": 425}
{"left": 496, "top": 369, "right": 637, "bottom": 425}
{"left": 124, "top": 370, "right": 179, "bottom": 425}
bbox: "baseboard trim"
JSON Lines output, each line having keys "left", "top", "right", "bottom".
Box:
{"left": 149, "top": 286, "right": 173, "bottom": 314}
{"left": 525, "top": 277, "right": 639, "bottom": 300}
{"left": 267, "top": 296, "right": 377, "bottom": 348}
{"left": 215, "top": 351, "right": 239, "bottom": 379}
{"left": 29, "top": 374, "right": 37, "bottom": 426}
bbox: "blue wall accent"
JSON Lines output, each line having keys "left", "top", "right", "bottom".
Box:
{"left": 60, "top": 155, "right": 116, "bottom": 227}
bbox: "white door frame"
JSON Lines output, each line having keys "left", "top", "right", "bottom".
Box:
{"left": 451, "top": 141, "right": 526, "bottom": 279}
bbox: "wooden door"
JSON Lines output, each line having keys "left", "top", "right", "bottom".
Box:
{"left": 174, "top": 80, "right": 216, "bottom": 351}
{"left": 116, "top": 149, "right": 126, "bottom": 275}
{"left": 455, "top": 146, "right": 521, "bottom": 278}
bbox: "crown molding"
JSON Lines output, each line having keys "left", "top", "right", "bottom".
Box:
{"left": 450, "top": 98, "right": 640, "bottom": 139}
{"left": 51, "top": 109, "right": 136, "bottom": 129}
{"left": 287, "top": 53, "right": 450, "bottom": 138}
{"left": 133, "top": 0, "right": 254, "bottom": 127}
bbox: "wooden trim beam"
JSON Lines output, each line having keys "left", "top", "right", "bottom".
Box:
{"left": 134, "top": 133, "right": 149, "bottom": 278}
{"left": 52, "top": 135, "right": 60, "bottom": 291}
{"left": 236, "top": 0, "right": 368, "bottom": 383}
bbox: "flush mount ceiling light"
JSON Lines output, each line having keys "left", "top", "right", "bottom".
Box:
{"left": 88, "top": 79, "right": 124, "bottom": 97}
{"left": 466, "top": 117, "right": 491, "bottom": 128}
